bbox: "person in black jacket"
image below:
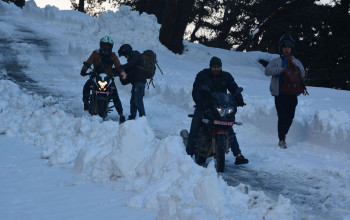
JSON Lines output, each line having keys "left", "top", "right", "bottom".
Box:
{"left": 186, "top": 56, "right": 249, "bottom": 165}
{"left": 117, "top": 44, "right": 147, "bottom": 120}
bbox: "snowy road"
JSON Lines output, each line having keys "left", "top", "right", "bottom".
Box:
{"left": 0, "top": 19, "right": 52, "bottom": 97}
{"left": 1, "top": 4, "right": 349, "bottom": 219}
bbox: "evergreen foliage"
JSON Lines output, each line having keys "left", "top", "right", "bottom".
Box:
{"left": 71, "top": 0, "right": 350, "bottom": 90}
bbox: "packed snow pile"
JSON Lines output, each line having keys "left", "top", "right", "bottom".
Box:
{"left": 0, "top": 80, "right": 297, "bottom": 219}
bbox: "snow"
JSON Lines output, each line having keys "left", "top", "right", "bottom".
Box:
{"left": 32, "top": 0, "right": 72, "bottom": 10}
{"left": 1, "top": 1, "right": 350, "bottom": 219}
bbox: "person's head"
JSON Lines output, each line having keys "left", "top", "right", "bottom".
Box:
{"left": 99, "top": 36, "right": 114, "bottom": 56}
{"left": 118, "top": 44, "right": 132, "bottom": 58}
{"left": 209, "top": 56, "right": 222, "bottom": 76}
{"left": 278, "top": 34, "right": 294, "bottom": 56}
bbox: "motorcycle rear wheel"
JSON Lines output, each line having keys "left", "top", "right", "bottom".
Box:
{"left": 215, "top": 134, "right": 226, "bottom": 172}
{"left": 195, "top": 155, "right": 206, "bottom": 165}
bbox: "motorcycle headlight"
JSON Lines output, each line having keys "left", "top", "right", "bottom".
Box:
{"left": 217, "top": 107, "right": 235, "bottom": 118}
{"left": 98, "top": 81, "right": 107, "bottom": 91}
{"left": 216, "top": 107, "right": 226, "bottom": 117}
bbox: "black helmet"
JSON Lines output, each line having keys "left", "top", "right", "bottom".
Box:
{"left": 278, "top": 34, "right": 294, "bottom": 54}
{"left": 118, "top": 44, "right": 132, "bottom": 57}
{"left": 99, "top": 36, "right": 114, "bottom": 56}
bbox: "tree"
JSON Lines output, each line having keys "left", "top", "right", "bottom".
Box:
{"left": 132, "top": 0, "right": 166, "bottom": 23}
{"left": 207, "top": 1, "right": 240, "bottom": 49}
{"left": 2, "top": 0, "right": 24, "bottom": 8}
{"left": 159, "top": 0, "right": 196, "bottom": 54}
{"left": 236, "top": 0, "right": 301, "bottom": 51}
{"left": 78, "top": 0, "right": 84, "bottom": 12}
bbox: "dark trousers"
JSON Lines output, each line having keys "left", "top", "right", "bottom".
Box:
{"left": 186, "top": 108, "right": 241, "bottom": 156}
{"left": 83, "top": 78, "right": 123, "bottom": 115}
{"left": 130, "top": 82, "right": 146, "bottom": 118}
{"left": 274, "top": 95, "right": 298, "bottom": 141}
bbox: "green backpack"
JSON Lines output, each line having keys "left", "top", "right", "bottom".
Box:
{"left": 138, "top": 50, "right": 164, "bottom": 88}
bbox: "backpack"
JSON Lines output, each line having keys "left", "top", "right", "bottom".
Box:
{"left": 138, "top": 50, "right": 164, "bottom": 88}
{"left": 280, "top": 57, "right": 309, "bottom": 96}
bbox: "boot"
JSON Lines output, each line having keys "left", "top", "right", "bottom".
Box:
{"left": 235, "top": 154, "right": 249, "bottom": 165}
{"left": 180, "top": 129, "right": 189, "bottom": 147}
{"left": 119, "top": 115, "right": 126, "bottom": 124}
{"left": 84, "top": 103, "right": 89, "bottom": 111}
{"left": 278, "top": 140, "right": 287, "bottom": 149}
{"left": 127, "top": 115, "right": 135, "bottom": 120}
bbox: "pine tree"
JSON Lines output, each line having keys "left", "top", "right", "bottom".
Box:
{"left": 159, "top": 0, "right": 196, "bottom": 54}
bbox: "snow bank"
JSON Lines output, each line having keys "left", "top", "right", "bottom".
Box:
{"left": 0, "top": 80, "right": 119, "bottom": 165}
{"left": 77, "top": 112, "right": 297, "bottom": 219}
{"left": 238, "top": 95, "right": 350, "bottom": 153}
{"left": 2, "top": 2, "right": 350, "bottom": 156}
{"left": 0, "top": 79, "right": 297, "bottom": 219}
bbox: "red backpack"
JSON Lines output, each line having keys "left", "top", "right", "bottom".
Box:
{"left": 280, "top": 57, "right": 309, "bottom": 95}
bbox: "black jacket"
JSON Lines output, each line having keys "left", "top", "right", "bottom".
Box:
{"left": 192, "top": 68, "right": 244, "bottom": 109}
{"left": 119, "top": 50, "right": 147, "bottom": 85}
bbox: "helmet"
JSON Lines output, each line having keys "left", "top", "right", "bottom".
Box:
{"left": 278, "top": 33, "right": 294, "bottom": 54}
{"left": 100, "top": 36, "right": 114, "bottom": 56}
{"left": 278, "top": 34, "right": 294, "bottom": 53}
{"left": 118, "top": 44, "right": 132, "bottom": 57}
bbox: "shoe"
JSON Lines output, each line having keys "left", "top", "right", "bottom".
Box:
{"left": 84, "top": 104, "right": 89, "bottom": 111}
{"left": 278, "top": 140, "right": 287, "bottom": 149}
{"left": 127, "top": 115, "right": 135, "bottom": 120}
{"left": 180, "top": 130, "right": 189, "bottom": 147}
{"left": 235, "top": 154, "right": 249, "bottom": 165}
{"left": 119, "top": 115, "right": 126, "bottom": 123}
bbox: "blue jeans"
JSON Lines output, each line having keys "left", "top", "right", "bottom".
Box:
{"left": 130, "top": 82, "right": 146, "bottom": 118}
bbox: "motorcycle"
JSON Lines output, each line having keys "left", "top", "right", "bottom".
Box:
{"left": 181, "top": 86, "right": 243, "bottom": 172}
{"left": 83, "top": 62, "right": 115, "bottom": 118}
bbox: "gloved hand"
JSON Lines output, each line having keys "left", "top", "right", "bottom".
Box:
{"left": 236, "top": 99, "right": 246, "bottom": 107}
{"left": 112, "top": 68, "right": 119, "bottom": 77}
{"left": 238, "top": 102, "right": 246, "bottom": 107}
{"left": 80, "top": 69, "right": 87, "bottom": 76}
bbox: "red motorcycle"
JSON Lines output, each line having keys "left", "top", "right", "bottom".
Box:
{"left": 181, "top": 87, "right": 243, "bottom": 172}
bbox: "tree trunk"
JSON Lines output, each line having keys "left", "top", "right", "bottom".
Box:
{"left": 159, "top": 0, "right": 195, "bottom": 54}
{"left": 190, "top": 17, "right": 204, "bottom": 42}
{"left": 78, "top": 0, "right": 84, "bottom": 12}
{"left": 209, "top": 2, "right": 236, "bottom": 49}
{"left": 340, "top": 0, "right": 350, "bottom": 13}
{"left": 3, "top": 0, "right": 25, "bottom": 8}
{"left": 136, "top": 0, "right": 166, "bottom": 23}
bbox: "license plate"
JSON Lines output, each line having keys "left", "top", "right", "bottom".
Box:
{"left": 214, "top": 120, "right": 234, "bottom": 126}
{"left": 95, "top": 91, "right": 110, "bottom": 94}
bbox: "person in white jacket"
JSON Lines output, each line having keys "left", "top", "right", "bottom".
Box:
{"left": 265, "top": 34, "right": 305, "bottom": 149}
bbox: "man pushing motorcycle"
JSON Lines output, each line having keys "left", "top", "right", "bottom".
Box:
{"left": 80, "top": 36, "right": 126, "bottom": 123}
{"left": 186, "top": 56, "right": 249, "bottom": 166}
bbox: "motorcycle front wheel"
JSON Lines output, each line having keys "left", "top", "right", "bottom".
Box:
{"left": 215, "top": 134, "right": 226, "bottom": 172}
{"left": 89, "top": 95, "right": 98, "bottom": 115}
{"left": 97, "top": 100, "right": 107, "bottom": 118}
